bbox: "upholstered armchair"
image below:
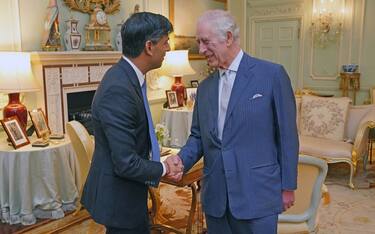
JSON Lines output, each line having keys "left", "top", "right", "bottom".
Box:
{"left": 278, "top": 155, "right": 328, "bottom": 234}
{"left": 297, "top": 95, "right": 375, "bottom": 188}
{"left": 66, "top": 120, "right": 94, "bottom": 215}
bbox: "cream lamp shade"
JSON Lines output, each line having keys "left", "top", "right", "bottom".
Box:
{"left": 0, "top": 52, "right": 39, "bottom": 130}
{"left": 0, "top": 52, "right": 39, "bottom": 93}
{"left": 160, "top": 50, "right": 195, "bottom": 77}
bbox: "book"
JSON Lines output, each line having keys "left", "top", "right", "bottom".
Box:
{"left": 32, "top": 140, "right": 49, "bottom": 147}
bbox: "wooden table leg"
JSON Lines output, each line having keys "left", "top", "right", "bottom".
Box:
{"left": 186, "top": 183, "right": 198, "bottom": 234}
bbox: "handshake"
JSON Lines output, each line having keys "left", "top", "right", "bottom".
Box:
{"left": 163, "top": 155, "right": 184, "bottom": 182}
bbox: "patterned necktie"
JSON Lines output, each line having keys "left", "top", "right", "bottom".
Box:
{"left": 141, "top": 82, "right": 160, "bottom": 161}
{"left": 218, "top": 70, "right": 231, "bottom": 140}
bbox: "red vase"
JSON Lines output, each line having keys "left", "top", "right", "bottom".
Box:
{"left": 171, "top": 76, "right": 186, "bottom": 107}
{"left": 3, "top": 93, "right": 28, "bottom": 131}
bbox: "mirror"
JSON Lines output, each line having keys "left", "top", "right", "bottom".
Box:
{"left": 169, "top": 0, "right": 227, "bottom": 60}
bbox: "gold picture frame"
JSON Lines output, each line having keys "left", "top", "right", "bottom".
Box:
{"left": 1, "top": 116, "right": 30, "bottom": 149}
{"left": 169, "top": 0, "right": 227, "bottom": 60}
{"left": 29, "top": 108, "right": 51, "bottom": 138}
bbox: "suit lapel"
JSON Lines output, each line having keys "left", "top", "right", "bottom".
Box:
{"left": 225, "top": 54, "right": 256, "bottom": 123}
{"left": 208, "top": 71, "right": 220, "bottom": 135}
{"left": 208, "top": 71, "right": 221, "bottom": 146}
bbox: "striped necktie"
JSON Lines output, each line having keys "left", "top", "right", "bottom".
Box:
{"left": 141, "top": 82, "right": 160, "bottom": 161}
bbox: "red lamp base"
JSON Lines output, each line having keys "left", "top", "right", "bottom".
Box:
{"left": 3, "top": 93, "right": 28, "bottom": 131}
{"left": 171, "top": 76, "right": 186, "bottom": 107}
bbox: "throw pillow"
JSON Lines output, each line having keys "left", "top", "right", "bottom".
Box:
{"left": 300, "top": 95, "right": 351, "bottom": 141}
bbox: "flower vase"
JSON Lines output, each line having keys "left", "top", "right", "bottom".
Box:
{"left": 64, "top": 18, "right": 81, "bottom": 51}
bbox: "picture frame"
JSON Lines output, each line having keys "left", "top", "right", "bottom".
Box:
{"left": 186, "top": 87, "right": 197, "bottom": 102}
{"left": 0, "top": 116, "right": 30, "bottom": 149}
{"left": 29, "top": 108, "right": 51, "bottom": 138}
{"left": 165, "top": 90, "right": 179, "bottom": 109}
{"left": 186, "top": 87, "right": 197, "bottom": 110}
{"left": 190, "top": 80, "right": 199, "bottom": 88}
{"left": 169, "top": 0, "right": 226, "bottom": 60}
{"left": 371, "top": 87, "right": 375, "bottom": 104}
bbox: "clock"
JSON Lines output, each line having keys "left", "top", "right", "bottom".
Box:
{"left": 63, "top": 0, "right": 121, "bottom": 51}
{"left": 96, "top": 9, "right": 107, "bottom": 25}
{"left": 84, "top": 4, "right": 112, "bottom": 51}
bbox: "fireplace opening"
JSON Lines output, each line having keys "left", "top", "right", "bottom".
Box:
{"left": 67, "top": 90, "right": 95, "bottom": 134}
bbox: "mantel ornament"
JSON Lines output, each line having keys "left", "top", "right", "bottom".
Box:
{"left": 63, "top": 0, "right": 121, "bottom": 51}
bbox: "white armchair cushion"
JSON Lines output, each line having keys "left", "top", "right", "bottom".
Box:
{"left": 299, "top": 135, "right": 352, "bottom": 159}
{"left": 300, "top": 96, "right": 351, "bottom": 141}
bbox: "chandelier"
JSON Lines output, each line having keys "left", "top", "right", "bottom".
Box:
{"left": 311, "top": 0, "right": 344, "bottom": 47}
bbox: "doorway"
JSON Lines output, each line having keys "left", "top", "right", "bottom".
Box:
{"left": 253, "top": 19, "right": 300, "bottom": 89}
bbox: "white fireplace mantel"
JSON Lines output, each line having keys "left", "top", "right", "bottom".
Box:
{"left": 31, "top": 51, "right": 122, "bottom": 65}
{"left": 31, "top": 51, "right": 122, "bottom": 134}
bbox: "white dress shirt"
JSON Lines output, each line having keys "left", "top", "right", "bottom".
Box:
{"left": 122, "top": 56, "right": 167, "bottom": 176}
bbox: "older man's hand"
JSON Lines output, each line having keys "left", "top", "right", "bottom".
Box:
{"left": 163, "top": 155, "right": 184, "bottom": 182}
{"left": 282, "top": 190, "right": 295, "bottom": 211}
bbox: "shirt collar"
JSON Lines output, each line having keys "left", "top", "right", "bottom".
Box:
{"left": 218, "top": 49, "right": 244, "bottom": 77}
{"left": 122, "top": 55, "right": 145, "bottom": 87}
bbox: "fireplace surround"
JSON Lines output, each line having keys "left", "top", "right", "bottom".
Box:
{"left": 31, "top": 51, "right": 121, "bottom": 133}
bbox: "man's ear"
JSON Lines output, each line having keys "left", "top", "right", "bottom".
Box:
{"left": 226, "top": 31, "right": 234, "bottom": 46}
{"left": 144, "top": 40, "right": 153, "bottom": 56}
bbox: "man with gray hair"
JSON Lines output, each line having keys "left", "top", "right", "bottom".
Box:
{"left": 167, "top": 9, "right": 299, "bottom": 233}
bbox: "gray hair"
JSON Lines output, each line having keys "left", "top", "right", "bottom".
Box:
{"left": 197, "top": 10, "right": 240, "bottom": 43}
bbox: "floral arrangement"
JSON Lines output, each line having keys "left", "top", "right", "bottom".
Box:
{"left": 155, "top": 123, "right": 170, "bottom": 146}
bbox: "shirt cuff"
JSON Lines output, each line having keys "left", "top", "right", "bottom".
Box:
{"left": 161, "top": 162, "right": 167, "bottom": 176}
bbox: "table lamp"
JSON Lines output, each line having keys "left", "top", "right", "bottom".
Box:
{"left": 160, "top": 50, "right": 195, "bottom": 107}
{"left": 0, "top": 52, "right": 39, "bottom": 130}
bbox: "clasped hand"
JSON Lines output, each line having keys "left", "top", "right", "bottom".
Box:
{"left": 163, "top": 155, "right": 184, "bottom": 181}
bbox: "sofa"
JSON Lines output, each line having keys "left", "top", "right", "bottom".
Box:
{"left": 296, "top": 95, "right": 375, "bottom": 188}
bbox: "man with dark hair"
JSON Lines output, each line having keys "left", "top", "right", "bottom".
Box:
{"left": 81, "top": 12, "right": 181, "bottom": 234}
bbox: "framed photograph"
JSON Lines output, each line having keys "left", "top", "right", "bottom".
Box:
{"left": 190, "top": 80, "right": 199, "bottom": 88}
{"left": 29, "top": 108, "right": 51, "bottom": 138}
{"left": 169, "top": 0, "right": 226, "bottom": 59}
{"left": 186, "top": 87, "right": 197, "bottom": 110}
{"left": 165, "top": 90, "right": 179, "bottom": 109}
{"left": 186, "top": 88, "right": 197, "bottom": 102}
{"left": 0, "top": 116, "right": 30, "bottom": 149}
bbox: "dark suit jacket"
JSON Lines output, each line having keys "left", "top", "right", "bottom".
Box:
{"left": 179, "top": 53, "right": 299, "bottom": 220}
{"left": 81, "top": 58, "right": 163, "bottom": 228}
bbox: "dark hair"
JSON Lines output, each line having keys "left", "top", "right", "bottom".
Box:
{"left": 121, "top": 12, "right": 173, "bottom": 58}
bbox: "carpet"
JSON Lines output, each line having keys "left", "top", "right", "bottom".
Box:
{"left": 1, "top": 162, "right": 374, "bottom": 234}
{"left": 318, "top": 162, "right": 375, "bottom": 234}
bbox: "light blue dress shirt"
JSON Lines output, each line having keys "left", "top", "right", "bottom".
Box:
{"left": 217, "top": 50, "right": 244, "bottom": 140}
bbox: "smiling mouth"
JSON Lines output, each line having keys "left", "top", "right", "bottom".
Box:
{"left": 205, "top": 54, "right": 212, "bottom": 59}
